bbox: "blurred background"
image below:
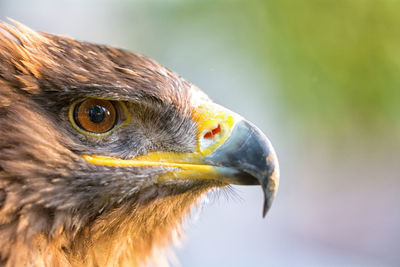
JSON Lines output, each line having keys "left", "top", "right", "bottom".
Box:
{"left": 1, "top": 0, "right": 399, "bottom": 266}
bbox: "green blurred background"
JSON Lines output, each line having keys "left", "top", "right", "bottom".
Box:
{"left": 1, "top": 0, "right": 399, "bottom": 266}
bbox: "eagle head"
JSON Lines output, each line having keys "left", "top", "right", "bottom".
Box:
{"left": 0, "top": 21, "right": 279, "bottom": 266}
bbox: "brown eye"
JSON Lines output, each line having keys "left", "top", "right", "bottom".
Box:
{"left": 74, "top": 99, "right": 117, "bottom": 134}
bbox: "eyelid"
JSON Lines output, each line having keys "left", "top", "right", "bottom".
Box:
{"left": 68, "top": 98, "right": 131, "bottom": 137}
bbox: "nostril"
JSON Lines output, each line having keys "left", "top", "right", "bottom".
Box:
{"left": 203, "top": 124, "right": 221, "bottom": 139}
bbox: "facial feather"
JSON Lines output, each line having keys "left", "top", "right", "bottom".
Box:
{"left": 0, "top": 21, "right": 221, "bottom": 266}
{"left": 0, "top": 19, "right": 280, "bottom": 267}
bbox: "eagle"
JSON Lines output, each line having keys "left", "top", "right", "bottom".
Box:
{"left": 0, "top": 21, "right": 279, "bottom": 267}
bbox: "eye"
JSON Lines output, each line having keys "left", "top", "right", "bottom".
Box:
{"left": 71, "top": 98, "right": 118, "bottom": 134}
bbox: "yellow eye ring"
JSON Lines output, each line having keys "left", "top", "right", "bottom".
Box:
{"left": 69, "top": 98, "right": 130, "bottom": 137}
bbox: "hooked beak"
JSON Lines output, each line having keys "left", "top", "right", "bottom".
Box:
{"left": 204, "top": 119, "right": 279, "bottom": 217}
{"left": 82, "top": 102, "right": 279, "bottom": 217}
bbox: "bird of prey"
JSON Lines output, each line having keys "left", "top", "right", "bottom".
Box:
{"left": 0, "top": 21, "right": 279, "bottom": 267}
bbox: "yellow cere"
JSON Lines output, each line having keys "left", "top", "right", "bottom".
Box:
{"left": 82, "top": 101, "right": 237, "bottom": 183}
{"left": 193, "top": 103, "right": 234, "bottom": 152}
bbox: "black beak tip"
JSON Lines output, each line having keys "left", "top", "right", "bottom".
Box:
{"left": 262, "top": 187, "right": 275, "bottom": 218}
{"left": 261, "top": 154, "right": 279, "bottom": 218}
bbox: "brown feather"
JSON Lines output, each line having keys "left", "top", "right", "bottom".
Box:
{"left": 0, "top": 21, "right": 221, "bottom": 266}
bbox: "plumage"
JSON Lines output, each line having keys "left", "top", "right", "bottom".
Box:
{"left": 0, "top": 21, "right": 279, "bottom": 267}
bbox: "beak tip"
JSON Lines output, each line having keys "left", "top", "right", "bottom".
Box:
{"left": 262, "top": 203, "right": 268, "bottom": 218}
{"left": 262, "top": 187, "right": 276, "bottom": 218}
{"left": 261, "top": 156, "right": 279, "bottom": 218}
{"left": 262, "top": 209, "right": 268, "bottom": 218}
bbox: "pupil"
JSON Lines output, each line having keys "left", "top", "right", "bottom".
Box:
{"left": 89, "top": 105, "right": 106, "bottom": 123}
